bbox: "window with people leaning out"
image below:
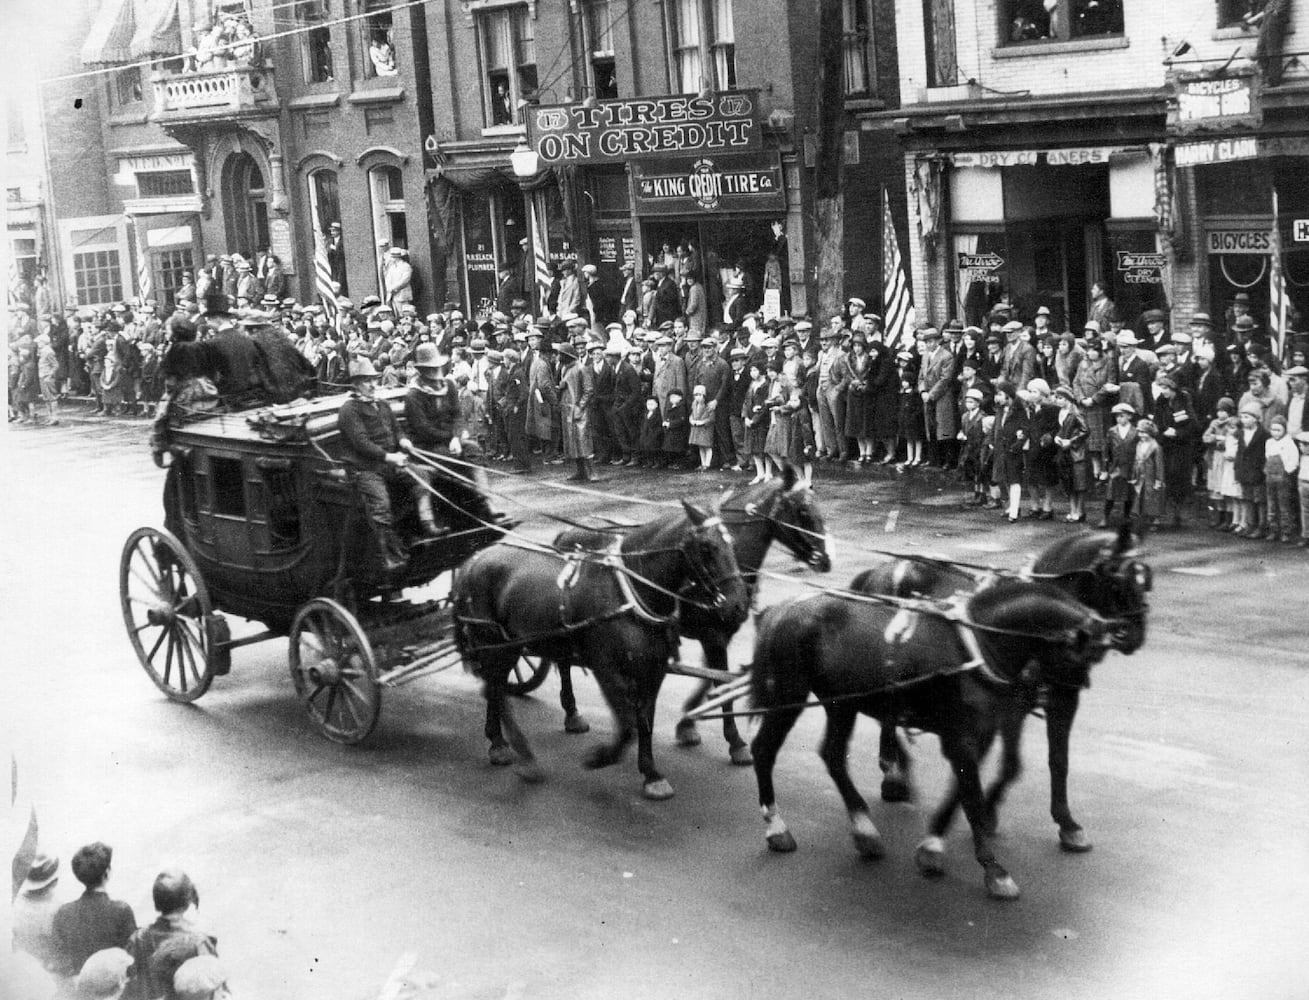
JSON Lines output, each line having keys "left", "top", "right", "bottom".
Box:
{"left": 362, "top": 0, "right": 398, "bottom": 78}
{"left": 1005, "top": 0, "right": 1124, "bottom": 43}
{"left": 480, "top": 4, "right": 537, "bottom": 126}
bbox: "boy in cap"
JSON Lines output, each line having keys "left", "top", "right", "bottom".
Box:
{"left": 172, "top": 955, "right": 229, "bottom": 1000}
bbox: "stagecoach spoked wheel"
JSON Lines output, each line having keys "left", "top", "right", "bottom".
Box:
{"left": 288, "top": 598, "right": 381, "bottom": 745}
{"left": 119, "top": 526, "right": 216, "bottom": 703}
{"left": 505, "top": 655, "right": 552, "bottom": 697}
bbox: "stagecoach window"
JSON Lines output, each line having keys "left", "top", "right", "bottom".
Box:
{"left": 209, "top": 457, "right": 247, "bottom": 517}
{"left": 261, "top": 465, "right": 301, "bottom": 549}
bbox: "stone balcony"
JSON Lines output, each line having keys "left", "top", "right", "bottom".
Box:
{"left": 150, "top": 63, "right": 279, "bottom": 123}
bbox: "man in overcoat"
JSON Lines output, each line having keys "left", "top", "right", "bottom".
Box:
{"left": 557, "top": 341, "right": 596, "bottom": 481}
{"left": 919, "top": 326, "right": 959, "bottom": 467}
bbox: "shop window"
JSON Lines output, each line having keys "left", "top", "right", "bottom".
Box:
{"left": 669, "top": 0, "right": 735, "bottom": 94}
{"left": 584, "top": 0, "right": 618, "bottom": 99}
{"left": 12, "top": 237, "right": 38, "bottom": 282}
{"left": 156, "top": 248, "right": 194, "bottom": 309}
{"left": 478, "top": 5, "right": 536, "bottom": 126}
{"left": 209, "top": 457, "right": 247, "bottom": 517}
{"left": 136, "top": 171, "right": 195, "bottom": 198}
{"left": 114, "top": 68, "right": 143, "bottom": 106}
{"left": 1003, "top": 0, "right": 1123, "bottom": 44}
{"left": 73, "top": 249, "right": 124, "bottom": 306}
{"left": 842, "top": 0, "right": 873, "bottom": 95}
{"left": 362, "top": 0, "right": 397, "bottom": 78}
{"left": 590, "top": 168, "right": 631, "bottom": 222}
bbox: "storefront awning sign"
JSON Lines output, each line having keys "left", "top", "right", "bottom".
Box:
{"left": 951, "top": 146, "right": 1129, "bottom": 169}
{"left": 631, "top": 153, "right": 784, "bottom": 216}
{"left": 1170, "top": 72, "right": 1261, "bottom": 134}
{"left": 1206, "top": 230, "right": 1274, "bottom": 255}
{"left": 1174, "top": 138, "right": 1260, "bottom": 167}
{"left": 1116, "top": 251, "right": 1164, "bottom": 284}
{"left": 527, "top": 90, "right": 763, "bottom": 167}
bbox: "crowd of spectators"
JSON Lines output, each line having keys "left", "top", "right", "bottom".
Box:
{"left": 9, "top": 254, "right": 1309, "bottom": 543}
{"left": 7, "top": 843, "right": 227, "bottom": 1000}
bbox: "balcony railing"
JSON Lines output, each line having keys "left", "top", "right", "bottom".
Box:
{"left": 151, "top": 64, "right": 279, "bottom": 120}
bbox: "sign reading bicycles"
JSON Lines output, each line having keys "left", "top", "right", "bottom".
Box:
{"left": 527, "top": 90, "right": 763, "bottom": 166}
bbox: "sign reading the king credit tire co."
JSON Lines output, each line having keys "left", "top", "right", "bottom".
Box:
{"left": 527, "top": 90, "right": 763, "bottom": 166}
{"left": 631, "top": 153, "right": 784, "bottom": 216}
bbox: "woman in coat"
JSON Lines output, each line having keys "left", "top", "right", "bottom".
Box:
{"left": 1072, "top": 339, "right": 1116, "bottom": 482}
{"left": 843, "top": 333, "right": 874, "bottom": 463}
{"left": 1023, "top": 378, "right": 1062, "bottom": 518}
{"left": 866, "top": 338, "right": 899, "bottom": 464}
{"left": 989, "top": 379, "right": 1029, "bottom": 522}
{"left": 1150, "top": 375, "right": 1200, "bottom": 527}
{"left": 1099, "top": 402, "right": 1139, "bottom": 528}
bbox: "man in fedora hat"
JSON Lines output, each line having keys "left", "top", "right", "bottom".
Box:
{"left": 556, "top": 340, "right": 598, "bottom": 481}
{"left": 383, "top": 246, "right": 414, "bottom": 310}
{"left": 1114, "top": 329, "right": 1154, "bottom": 413}
{"left": 338, "top": 356, "right": 431, "bottom": 572}
{"left": 652, "top": 263, "right": 681, "bottom": 327}
{"left": 918, "top": 326, "right": 959, "bottom": 468}
{"left": 13, "top": 854, "right": 63, "bottom": 969}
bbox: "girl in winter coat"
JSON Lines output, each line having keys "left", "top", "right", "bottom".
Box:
{"left": 896, "top": 352, "right": 923, "bottom": 467}
{"left": 1131, "top": 419, "right": 1166, "bottom": 532}
{"left": 1231, "top": 405, "right": 1269, "bottom": 536}
{"left": 1053, "top": 386, "right": 1090, "bottom": 522}
{"left": 1072, "top": 340, "right": 1116, "bottom": 482}
{"left": 688, "top": 384, "right": 714, "bottom": 471}
{"left": 662, "top": 389, "right": 690, "bottom": 466}
{"left": 744, "top": 362, "right": 771, "bottom": 483}
{"left": 1202, "top": 397, "right": 1237, "bottom": 529}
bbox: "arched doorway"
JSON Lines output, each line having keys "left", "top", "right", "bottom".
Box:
{"left": 221, "top": 152, "right": 270, "bottom": 257}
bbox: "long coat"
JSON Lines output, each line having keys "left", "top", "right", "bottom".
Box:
{"left": 990, "top": 402, "right": 1029, "bottom": 487}
{"left": 559, "top": 361, "right": 595, "bottom": 458}
{"left": 526, "top": 350, "right": 558, "bottom": 439}
{"left": 919, "top": 345, "right": 958, "bottom": 440}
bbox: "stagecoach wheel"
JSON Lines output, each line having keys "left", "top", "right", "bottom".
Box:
{"left": 505, "top": 655, "right": 552, "bottom": 697}
{"left": 288, "top": 598, "right": 381, "bottom": 745}
{"left": 119, "top": 526, "right": 215, "bottom": 703}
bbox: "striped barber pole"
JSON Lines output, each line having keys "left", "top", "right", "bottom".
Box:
{"left": 881, "top": 187, "right": 916, "bottom": 352}
{"left": 136, "top": 253, "right": 153, "bottom": 305}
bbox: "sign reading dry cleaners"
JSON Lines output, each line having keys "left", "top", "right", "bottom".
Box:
{"left": 631, "top": 154, "right": 785, "bottom": 216}
{"left": 527, "top": 90, "right": 763, "bottom": 166}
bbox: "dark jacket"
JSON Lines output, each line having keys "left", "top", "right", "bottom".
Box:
{"left": 53, "top": 891, "right": 137, "bottom": 976}
{"left": 338, "top": 394, "right": 402, "bottom": 472}
{"left": 404, "top": 380, "right": 460, "bottom": 450}
{"left": 1234, "top": 424, "right": 1269, "bottom": 487}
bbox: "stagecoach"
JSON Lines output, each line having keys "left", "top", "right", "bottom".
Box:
{"left": 117, "top": 389, "right": 546, "bottom": 745}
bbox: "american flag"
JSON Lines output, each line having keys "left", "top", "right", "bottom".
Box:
{"left": 1270, "top": 187, "right": 1287, "bottom": 358}
{"left": 136, "top": 252, "right": 152, "bottom": 305}
{"left": 530, "top": 194, "right": 552, "bottom": 315}
{"left": 881, "top": 187, "right": 916, "bottom": 351}
{"left": 313, "top": 228, "right": 339, "bottom": 324}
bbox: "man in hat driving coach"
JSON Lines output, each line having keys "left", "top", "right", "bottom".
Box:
{"left": 338, "top": 357, "right": 437, "bottom": 573}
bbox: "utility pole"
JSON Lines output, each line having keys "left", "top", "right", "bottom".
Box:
{"left": 812, "top": 0, "right": 846, "bottom": 321}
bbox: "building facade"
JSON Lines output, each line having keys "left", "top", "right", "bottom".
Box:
{"left": 887, "top": 0, "right": 1309, "bottom": 335}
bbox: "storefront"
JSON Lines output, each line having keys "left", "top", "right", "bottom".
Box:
{"left": 116, "top": 150, "right": 205, "bottom": 310}
{"left": 946, "top": 145, "right": 1166, "bottom": 330}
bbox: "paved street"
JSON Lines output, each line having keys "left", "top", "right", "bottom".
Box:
{"left": 3, "top": 417, "right": 1307, "bottom": 1000}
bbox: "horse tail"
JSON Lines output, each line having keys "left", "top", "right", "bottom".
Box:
{"left": 750, "top": 600, "right": 818, "bottom": 711}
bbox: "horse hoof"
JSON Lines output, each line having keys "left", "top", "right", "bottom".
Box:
{"left": 642, "top": 778, "right": 675, "bottom": 800}
{"left": 766, "top": 831, "right": 798, "bottom": 853}
{"left": 489, "top": 745, "right": 516, "bottom": 767}
{"left": 674, "top": 720, "right": 702, "bottom": 747}
{"left": 514, "top": 761, "right": 545, "bottom": 784}
{"left": 564, "top": 712, "right": 590, "bottom": 734}
{"left": 728, "top": 744, "right": 753, "bottom": 766}
{"left": 880, "top": 777, "right": 913, "bottom": 803}
{"left": 852, "top": 830, "right": 885, "bottom": 860}
{"left": 1059, "top": 828, "right": 1093, "bottom": 853}
{"left": 914, "top": 838, "right": 946, "bottom": 877}
{"left": 986, "top": 874, "right": 1021, "bottom": 900}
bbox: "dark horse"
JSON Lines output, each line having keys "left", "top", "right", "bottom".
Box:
{"left": 452, "top": 499, "right": 749, "bottom": 800}
{"left": 551, "top": 465, "right": 831, "bottom": 764}
{"left": 749, "top": 576, "right": 1115, "bottom": 899}
{"left": 853, "top": 525, "right": 1151, "bottom": 851}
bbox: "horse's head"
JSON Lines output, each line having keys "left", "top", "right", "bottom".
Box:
{"left": 757, "top": 464, "right": 831, "bottom": 572}
{"left": 1029, "top": 524, "right": 1151, "bottom": 655}
{"left": 678, "top": 499, "right": 750, "bottom": 629}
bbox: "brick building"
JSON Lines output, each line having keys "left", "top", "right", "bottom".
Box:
{"left": 886, "top": 0, "right": 1309, "bottom": 336}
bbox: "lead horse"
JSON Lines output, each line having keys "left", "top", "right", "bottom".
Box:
{"left": 551, "top": 465, "right": 831, "bottom": 764}
{"left": 854, "top": 525, "right": 1151, "bottom": 851}
{"left": 452, "top": 499, "right": 748, "bottom": 800}
{"left": 748, "top": 576, "right": 1117, "bottom": 899}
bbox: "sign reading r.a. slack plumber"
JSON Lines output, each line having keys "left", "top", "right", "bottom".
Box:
{"left": 527, "top": 90, "right": 763, "bottom": 166}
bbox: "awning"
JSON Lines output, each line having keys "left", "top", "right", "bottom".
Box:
{"left": 129, "top": 0, "right": 181, "bottom": 59}
{"left": 80, "top": 0, "right": 135, "bottom": 66}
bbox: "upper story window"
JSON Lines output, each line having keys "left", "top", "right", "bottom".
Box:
{"left": 362, "top": 0, "right": 398, "bottom": 78}
{"left": 669, "top": 0, "right": 735, "bottom": 94}
{"left": 1217, "top": 0, "right": 1263, "bottom": 29}
{"left": 842, "top": 0, "right": 873, "bottom": 96}
{"left": 478, "top": 4, "right": 536, "bottom": 127}
{"left": 6, "top": 96, "right": 26, "bottom": 149}
{"left": 295, "top": 0, "right": 334, "bottom": 83}
{"left": 1004, "top": 0, "right": 1123, "bottom": 44}
{"left": 584, "top": 0, "right": 618, "bottom": 99}
{"left": 113, "top": 67, "right": 143, "bottom": 106}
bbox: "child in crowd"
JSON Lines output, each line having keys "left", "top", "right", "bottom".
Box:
{"left": 1100, "top": 402, "right": 1138, "bottom": 528}
{"left": 1231, "top": 404, "right": 1268, "bottom": 537}
{"left": 1262, "top": 415, "right": 1299, "bottom": 542}
{"left": 1131, "top": 418, "right": 1165, "bottom": 533}
{"left": 688, "top": 384, "right": 714, "bottom": 472}
{"left": 896, "top": 353, "right": 923, "bottom": 468}
{"left": 1202, "top": 397, "right": 1236, "bottom": 530}
{"left": 744, "top": 361, "right": 771, "bottom": 484}
{"left": 138, "top": 343, "right": 162, "bottom": 417}
{"left": 639, "top": 396, "right": 663, "bottom": 467}
{"left": 957, "top": 387, "right": 988, "bottom": 507}
{"left": 455, "top": 370, "right": 486, "bottom": 457}
{"left": 662, "top": 389, "right": 689, "bottom": 467}
{"left": 1053, "top": 386, "right": 1090, "bottom": 522}
{"left": 1295, "top": 431, "right": 1309, "bottom": 548}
